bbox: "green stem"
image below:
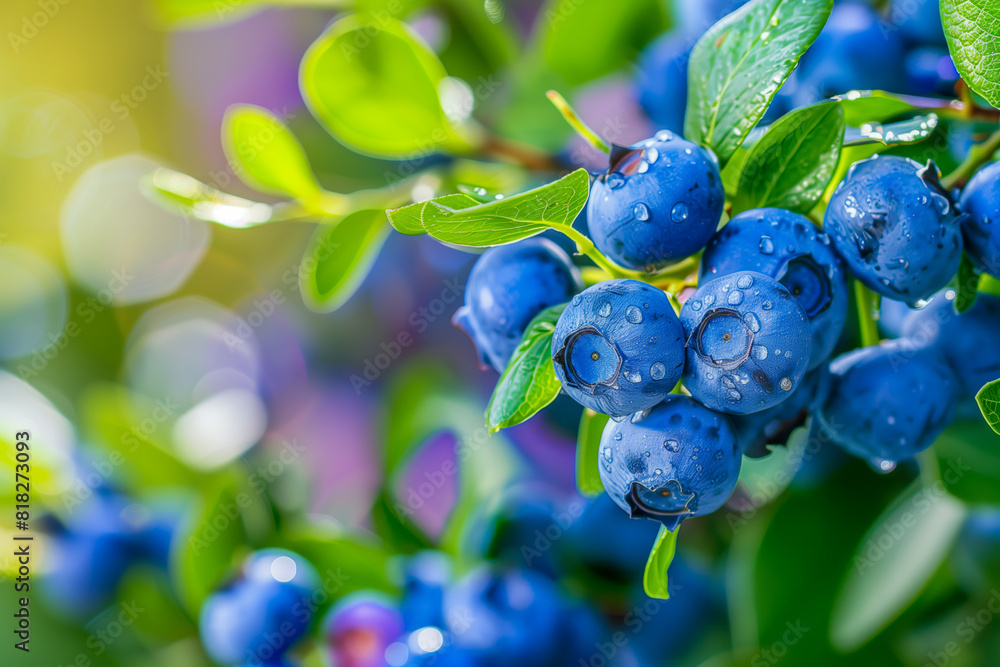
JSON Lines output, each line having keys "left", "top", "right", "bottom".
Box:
{"left": 942, "top": 127, "right": 1000, "bottom": 190}
{"left": 854, "top": 280, "right": 880, "bottom": 348}
{"left": 546, "top": 90, "right": 610, "bottom": 154}
{"left": 917, "top": 450, "right": 942, "bottom": 487}
{"left": 557, "top": 224, "right": 643, "bottom": 279}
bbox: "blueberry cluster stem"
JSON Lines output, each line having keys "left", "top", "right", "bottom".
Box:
{"left": 854, "top": 280, "right": 880, "bottom": 347}
{"left": 942, "top": 126, "right": 1000, "bottom": 190}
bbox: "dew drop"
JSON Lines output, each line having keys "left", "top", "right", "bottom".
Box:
{"left": 607, "top": 173, "right": 625, "bottom": 189}
{"left": 690, "top": 299, "right": 703, "bottom": 311}
{"left": 670, "top": 202, "right": 689, "bottom": 223}
{"left": 625, "top": 305, "right": 643, "bottom": 323}
{"left": 758, "top": 233, "right": 776, "bottom": 254}
{"left": 743, "top": 312, "right": 760, "bottom": 332}
{"left": 780, "top": 377, "right": 792, "bottom": 391}
{"left": 646, "top": 147, "right": 659, "bottom": 164}
{"left": 727, "top": 290, "right": 744, "bottom": 305}
{"left": 625, "top": 370, "right": 642, "bottom": 383}
{"left": 655, "top": 130, "right": 674, "bottom": 142}
{"left": 650, "top": 362, "right": 666, "bottom": 380}
{"left": 751, "top": 345, "right": 768, "bottom": 360}
{"left": 664, "top": 439, "right": 680, "bottom": 452}
{"left": 614, "top": 432, "right": 622, "bottom": 441}
{"left": 603, "top": 447, "right": 613, "bottom": 462}
{"left": 654, "top": 468, "right": 662, "bottom": 475}
{"left": 572, "top": 295, "right": 582, "bottom": 305}
{"left": 736, "top": 275, "right": 754, "bottom": 290}
{"left": 637, "top": 161, "right": 649, "bottom": 174}
{"left": 633, "top": 202, "right": 650, "bottom": 221}
{"left": 598, "top": 300, "right": 612, "bottom": 317}
{"left": 714, "top": 450, "right": 724, "bottom": 461}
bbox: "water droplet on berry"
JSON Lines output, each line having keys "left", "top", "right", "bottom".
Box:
{"left": 690, "top": 300, "right": 703, "bottom": 311}
{"left": 664, "top": 439, "right": 680, "bottom": 452}
{"left": 572, "top": 295, "right": 582, "bottom": 305}
{"left": 645, "top": 451, "right": 651, "bottom": 457}
{"left": 751, "top": 345, "right": 768, "bottom": 360}
{"left": 670, "top": 202, "right": 689, "bottom": 223}
{"left": 703, "top": 294, "right": 716, "bottom": 306}
{"left": 638, "top": 161, "right": 649, "bottom": 174}
{"left": 762, "top": 300, "right": 772, "bottom": 310}
{"left": 625, "top": 370, "right": 642, "bottom": 383}
{"left": 654, "top": 468, "right": 662, "bottom": 475}
{"left": 650, "top": 362, "right": 666, "bottom": 380}
{"left": 646, "top": 147, "right": 659, "bottom": 164}
{"left": 780, "top": 377, "right": 792, "bottom": 391}
{"left": 744, "top": 313, "right": 760, "bottom": 332}
{"left": 655, "top": 130, "right": 673, "bottom": 142}
{"left": 721, "top": 376, "right": 737, "bottom": 390}
{"left": 633, "top": 203, "right": 650, "bottom": 221}
{"left": 727, "top": 290, "right": 744, "bottom": 305}
{"left": 598, "top": 300, "right": 611, "bottom": 317}
{"left": 736, "top": 274, "right": 754, "bottom": 289}
{"left": 603, "top": 447, "right": 613, "bottom": 462}
{"left": 714, "top": 450, "right": 724, "bottom": 461}
{"left": 625, "top": 305, "right": 643, "bottom": 323}
{"left": 607, "top": 173, "right": 625, "bottom": 189}
{"left": 614, "top": 432, "right": 622, "bottom": 441}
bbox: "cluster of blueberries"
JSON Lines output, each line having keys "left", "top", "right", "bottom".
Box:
{"left": 639, "top": 0, "right": 958, "bottom": 137}
{"left": 456, "top": 134, "right": 1000, "bottom": 532}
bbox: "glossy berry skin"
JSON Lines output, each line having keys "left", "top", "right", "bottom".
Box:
{"left": 680, "top": 271, "right": 812, "bottom": 414}
{"left": 453, "top": 238, "right": 581, "bottom": 373}
{"left": 901, "top": 291, "right": 1000, "bottom": 398}
{"left": 824, "top": 155, "right": 964, "bottom": 302}
{"left": 587, "top": 132, "right": 724, "bottom": 272}
{"left": 958, "top": 161, "right": 1000, "bottom": 277}
{"left": 636, "top": 35, "right": 690, "bottom": 134}
{"left": 790, "top": 2, "right": 905, "bottom": 107}
{"left": 816, "top": 340, "right": 958, "bottom": 469}
{"left": 551, "top": 279, "right": 685, "bottom": 418}
{"left": 323, "top": 592, "right": 404, "bottom": 667}
{"left": 730, "top": 365, "right": 831, "bottom": 458}
{"left": 199, "top": 549, "right": 319, "bottom": 665}
{"left": 598, "top": 396, "right": 741, "bottom": 531}
{"left": 701, "top": 208, "right": 849, "bottom": 369}
{"left": 399, "top": 551, "right": 450, "bottom": 631}
{"left": 444, "top": 567, "right": 562, "bottom": 667}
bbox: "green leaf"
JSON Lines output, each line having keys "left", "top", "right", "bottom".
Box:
{"left": 643, "top": 524, "right": 679, "bottom": 599}
{"left": 173, "top": 480, "right": 249, "bottom": 615}
{"left": 829, "top": 481, "right": 967, "bottom": 651}
{"left": 576, "top": 409, "right": 608, "bottom": 496}
{"left": 300, "top": 14, "right": 470, "bottom": 159}
{"left": 299, "top": 210, "right": 391, "bottom": 313}
{"left": 847, "top": 113, "right": 940, "bottom": 147}
{"left": 486, "top": 304, "right": 565, "bottom": 432}
{"left": 956, "top": 252, "right": 982, "bottom": 314}
{"left": 977, "top": 379, "right": 1000, "bottom": 435}
{"left": 222, "top": 104, "right": 322, "bottom": 203}
{"left": 942, "top": 0, "right": 1000, "bottom": 108}
{"left": 386, "top": 168, "right": 590, "bottom": 246}
{"left": 542, "top": 0, "right": 669, "bottom": 85}
{"left": 833, "top": 90, "right": 917, "bottom": 126}
{"left": 934, "top": 420, "right": 1000, "bottom": 503}
{"left": 152, "top": 0, "right": 264, "bottom": 26}
{"left": 733, "top": 102, "right": 844, "bottom": 214}
{"left": 684, "top": 0, "right": 834, "bottom": 165}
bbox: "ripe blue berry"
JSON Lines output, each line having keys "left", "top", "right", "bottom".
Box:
{"left": 901, "top": 290, "right": 1000, "bottom": 398}
{"left": 958, "top": 161, "right": 1000, "bottom": 277}
{"left": 701, "top": 208, "right": 849, "bottom": 369}
{"left": 551, "top": 279, "right": 685, "bottom": 418}
{"left": 444, "top": 567, "right": 562, "bottom": 667}
{"left": 453, "top": 238, "right": 581, "bottom": 372}
{"left": 680, "top": 271, "right": 812, "bottom": 414}
{"left": 598, "top": 395, "right": 742, "bottom": 530}
{"left": 323, "top": 592, "right": 404, "bottom": 667}
{"left": 199, "top": 549, "right": 319, "bottom": 665}
{"left": 399, "top": 551, "right": 450, "bottom": 631}
{"left": 824, "top": 155, "right": 964, "bottom": 302}
{"left": 816, "top": 340, "right": 959, "bottom": 470}
{"left": 730, "top": 365, "right": 831, "bottom": 457}
{"left": 587, "top": 132, "right": 724, "bottom": 271}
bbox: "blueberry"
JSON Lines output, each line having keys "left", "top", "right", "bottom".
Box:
{"left": 730, "top": 365, "right": 831, "bottom": 457}
{"left": 444, "top": 567, "right": 562, "bottom": 667}
{"left": 824, "top": 155, "right": 964, "bottom": 302}
{"left": 399, "top": 551, "right": 450, "bottom": 630}
{"left": 878, "top": 297, "right": 917, "bottom": 338}
{"left": 551, "top": 279, "right": 685, "bottom": 418}
{"left": 323, "top": 592, "right": 404, "bottom": 667}
{"left": 816, "top": 339, "right": 958, "bottom": 469}
{"left": 901, "top": 290, "right": 1000, "bottom": 398}
{"left": 636, "top": 34, "right": 691, "bottom": 134}
{"left": 199, "top": 549, "right": 319, "bottom": 664}
{"left": 597, "top": 395, "right": 742, "bottom": 531}
{"left": 701, "top": 208, "right": 849, "bottom": 369}
{"left": 959, "top": 161, "right": 1000, "bottom": 277}
{"left": 587, "top": 133, "right": 724, "bottom": 271}
{"left": 453, "top": 238, "right": 582, "bottom": 372}
{"left": 680, "top": 271, "right": 812, "bottom": 414}
{"left": 790, "top": 2, "right": 905, "bottom": 107}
